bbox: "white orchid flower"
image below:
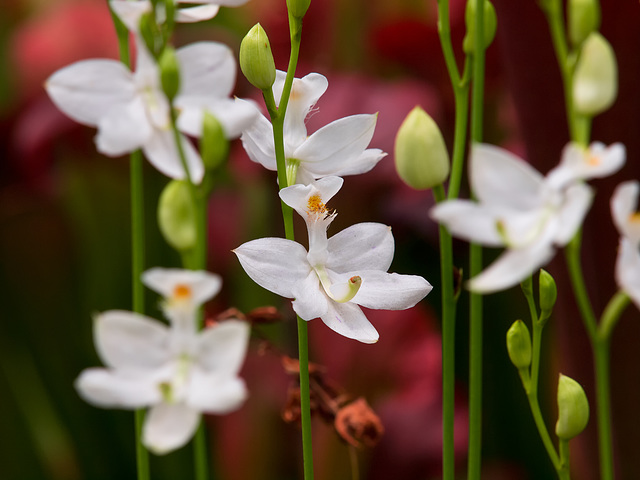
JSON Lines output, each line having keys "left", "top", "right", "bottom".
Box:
{"left": 75, "top": 269, "right": 249, "bottom": 454}
{"left": 233, "top": 176, "right": 432, "bottom": 343}
{"left": 611, "top": 181, "right": 640, "bottom": 308}
{"left": 46, "top": 39, "right": 255, "bottom": 183}
{"left": 240, "top": 71, "right": 386, "bottom": 185}
{"left": 110, "top": 0, "right": 249, "bottom": 26}
{"left": 431, "top": 143, "right": 600, "bottom": 293}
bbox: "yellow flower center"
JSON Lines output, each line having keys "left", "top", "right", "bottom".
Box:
{"left": 586, "top": 154, "right": 601, "bottom": 166}
{"left": 629, "top": 212, "right": 640, "bottom": 224}
{"left": 173, "top": 284, "right": 192, "bottom": 301}
{"left": 307, "top": 194, "right": 328, "bottom": 215}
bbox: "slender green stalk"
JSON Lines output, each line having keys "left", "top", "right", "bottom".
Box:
{"left": 558, "top": 439, "right": 571, "bottom": 480}
{"left": 433, "top": 185, "right": 457, "bottom": 478}
{"left": 467, "top": 0, "right": 487, "bottom": 477}
{"left": 193, "top": 424, "right": 209, "bottom": 480}
{"left": 599, "top": 291, "right": 630, "bottom": 341}
{"left": 592, "top": 337, "right": 613, "bottom": 480}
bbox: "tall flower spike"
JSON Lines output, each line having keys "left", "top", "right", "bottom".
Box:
{"left": 611, "top": 181, "right": 640, "bottom": 309}
{"left": 234, "top": 176, "right": 432, "bottom": 343}
{"left": 240, "top": 71, "right": 386, "bottom": 185}
{"left": 110, "top": 0, "right": 249, "bottom": 26}
{"left": 75, "top": 268, "right": 250, "bottom": 455}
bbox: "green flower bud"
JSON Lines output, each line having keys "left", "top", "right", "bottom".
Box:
{"left": 394, "top": 106, "right": 450, "bottom": 190}
{"left": 287, "top": 0, "right": 311, "bottom": 19}
{"left": 159, "top": 46, "right": 180, "bottom": 101}
{"left": 239, "top": 23, "right": 276, "bottom": 91}
{"left": 139, "top": 12, "right": 158, "bottom": 57}
{"left": 463, "top": 0, "right": 498, "bottom": 54}
{"left": 158, "top": 180, "right": 196, "bottom": 252}
{"left": 573, "top": 32, "right": 617, "bottom": 116}
{"left": 200, "top": 111, "right": 229, "bottom": 171}
{"left": 506, "top": 320, "right": 532, "bottom": 369}
{"left": 539, "top": 269, "right": 557, "bottom": 320}
{"left": 568, "top": 0, "right": 601, "bottom": 47}
{"left": 555, "top": 374, "right": 590, "bottom": 440}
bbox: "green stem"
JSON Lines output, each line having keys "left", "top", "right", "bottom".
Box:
{"left": 593, "top": 336, "right": 613, "bottom": 480}
{"left": 599, "top": 291, "right": 631, "bottom": 341}
{"left": 433, "top": 185, "right": 457, "bottom": 478}
{"left": 558, "top": 439, "right": 571, "bottom": 480}
{"left": 193, "top": 424, "right": 209, "bottom": 480}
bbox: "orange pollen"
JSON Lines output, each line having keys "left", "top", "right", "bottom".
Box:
{"left": 587, "top": 154, "right": 601, "bottom": 166}
{"left": 173, "top": 284, "right": 192, "bottom": 300}
{"left": 629, "top": 212, "right": 640, "bottom": 224}
{"left": 307, "top": 194, "right": 328, "bottom": 215}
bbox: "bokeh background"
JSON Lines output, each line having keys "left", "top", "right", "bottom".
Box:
{"left": 1, "top": 0, "right": 640, "bottom": 479}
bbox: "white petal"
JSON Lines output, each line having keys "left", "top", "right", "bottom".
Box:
{"left": 196, "top": 320, "right": 250, "bottom": 374}
{"left": 467, "top": 243, "right": 556, "bottom": 293}
{"left": 611, "top": 181, "right": 640, "bottom": 244}
{"left": 143, "top": 403, "right": 201, "bottom": 454}
{"left": 553, "top": 183, "right": 593, "bottom": 246}
{"left": 75, "top": 368, "right": 161, "bottom": 408}
{"left": 192, "top": 0, "right": 249, "bottom": 6}
{"left": 95, "top": 97, "right": 151, "bottom": 156}
{"left": 142, "top": 268, "right": 222, "bottom": 306}
{"left": 240, "top": 112, "right": 277, "bottom": 171}
{"left": 326, "top": 223, "right": 394, "bottom": 272}
{"left": 46, "top": 59, "right": 135, "bottom": 126}
{"left": 175, "top": 4, "right": 220, "bottom": 22}
{"left": 346, "top": 270, "right": 433, "bottom": 310}
{"left": 109, "top": 0, "right": 152, "bottom": 31}
{"left": 186, "top": 368, "right": 247, "bottom": 413}
{"left": 293, "top": 114, "right": 378, "bottom": 176}
{"left": 471, "top": 143, "right": 545, "bottom": 209}
{"left": 143, "top": 129, "right": 205, "bottom": 183}
{"left": 320, "top": 301, "right": 379, "bottom": 344}
{"left": 547, "top": 142, "right": 626, "bottom": 189}
{"left": 330, "top": 149, "right": 387, "bottom": 177}
{"left": 233, "top": 238, "right": 311, "bottom": 298}
{"left": 178, "top": 98, "right": 259, "bottom": 139}
{"left": 279, "top": 176, "right": 344, "bottom": 218}
{"left": 291, "top": 269, "right": 328, "bottom": 320}
{"left": 616, "top": 239, "right": 640, "bottom": 309}
{"left": 430, "top": 200, "right": 505, "bottom": 247}
{"left": 176, "top": 42, "right": 235, "bottom": 99}
{"left": 94, "top": 310, "right": 171, "bottom": 370}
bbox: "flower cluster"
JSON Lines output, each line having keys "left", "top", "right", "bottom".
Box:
{"left": 431, "top": 141, "right": 625, "bottom": 292}
{"left": 76, "top": 268, "right": 250, "bottom": 454}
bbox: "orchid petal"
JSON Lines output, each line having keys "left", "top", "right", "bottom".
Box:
{"left": 330, "top": 149, "right": 387, "bottom": 177}
{"left": 240, "top": 111, "right": 277, "bottom": 170}
{"left": 326, "top": 223, "right": 394, "bottom": 272}
{"left": 75, "top": 368, "right": 161, "bottom": 408}
{"left": 279, "top": 176, "right": 344, "bottom": 218}
{"left": 187, "top": 368, "right": 247, "bottom": 413}
{"left": 547, "top": 142, "right": 626, "bottom": 188}
{"left": 175, "top": 4, "right": 220, "bottom": 22}
{"left": 95, "top": 97, "right": 151, "bottom": 156}
{"left": 554, "top": 183, "right": 593, "bottom": 246}
{"left": 109, "top": 0, "right": 152, "bottom": 31}
{"left": 143, "top": 403, "right": 200, "bottom": 454}
{"left": 612, "top": 181, "right": 640, "bottom": 244}
{"left": 142, "top": 268, "right": 222, "bottom": 306}
{"left": 430, "top": 200, "right": 505, "bottom": 247}
{"left": 293, "top": 114, "right": 378, "bottom": 175}
{"left": 143, "top": 130, "right": 205, "bottom": 183}
{"left": 346, "top": 270, "right": 432, "bottom": 310}
{"left": 178, "top": 98, "right": 259, "bottom": 139}
{"left": 320, "top": 301, "right": 379, "bottom": 344}
{"left": 176, "top": 42, "right": 235, "bottom": 99}
{"left": 46, "top": 59, "right": 135, "bottom": 126}
{"left": 616, "top": 239, "right": 640, "bottom": 309}
{"left": 234, "top": 238, "right": 311, "bottom": 298}
{"left": 467, "top": 243, "right": 556, "bottom": 293}
{"left": 291, "top": 269, "right": 328, "bottom": 320}
{"left": 94, "top": 310, "right": 171, "bottom": 370}
{"left": 196, "top": 320, "right": 249, "bottom": 374}
{"left": 471, "top": 143, "right": 545, "bottom": 209}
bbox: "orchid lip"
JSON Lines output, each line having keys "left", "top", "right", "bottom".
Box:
{"left": 315, "top": 265, "right": 361, "bottom": 303}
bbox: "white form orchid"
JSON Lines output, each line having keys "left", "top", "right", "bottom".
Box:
{"left": 431, "top": 142, "right": 625, "bottom": 293}
{"left": 46, "top": 38, "right": 256, "bottom": 183}
{"left": 75, "top": 268, "right": 249, "bottom": 454}
{"left": 110, "top": 0, "right": 249, "bottom": 25}
{"left": 233, "top": 176, "right": 432, "bottom": 343}
{"left": 240, "top": 71, "right": 386, "bottom": 185}
{"left": 611, "top": 181, "right": 640, "bottom": 309}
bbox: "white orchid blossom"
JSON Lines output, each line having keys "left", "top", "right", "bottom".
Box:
{"left": 240, "top": 71, "right": 387, "bottom": 185}
{"left": 110, "top": 0, "right": 249, "bottom": 26}
{"left": 233, "top": 176, "right": 432, "bottom": 343}
{"left": 46, "top": 39, "right": 256, "bottom": 183}
{"left": 75, "top": 268, "right": 249, "bottom": 454}
{"left": 611, "top": 181, "right": 640, "bottom": 308}
{"left": 430, "top": 143, "right": 625, "bottom": 293}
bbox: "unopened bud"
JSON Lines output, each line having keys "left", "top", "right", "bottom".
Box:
{"left": 555, "top": 374, "right": 590, "bottom": 440}
{"left": 138, "top": 12, "right": 157, "bottom": 57}
{"left": 573, "top": 32, "right": 617, "bottom": 116}
{"left": 159, "top": 46, "right": 180, "bottom": 101}
{"left": 568, "top": 0, "right": 600, "bottom": 47}
{"left": 287, "top": 0, "right": 311, "bottom": 19}
{"left": 463, "top": 0, "right": 498, "bottom": 54}
{"left": 158, "top": 180, "right": 196, "bottom": 252}
{"left": 394, "top": 106, "right": 450, "bottom": 190}
{"left": 539, "top": 269, "right": 557, "bottom": 321}
{"left": 239, "top": 23, "right": 276, "bottom": 91}
{"left": 506, "top": 320, "right": 532, "bottom": 369}
{"left": 200, "top": 111, "right": 229, "bottom": 171}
